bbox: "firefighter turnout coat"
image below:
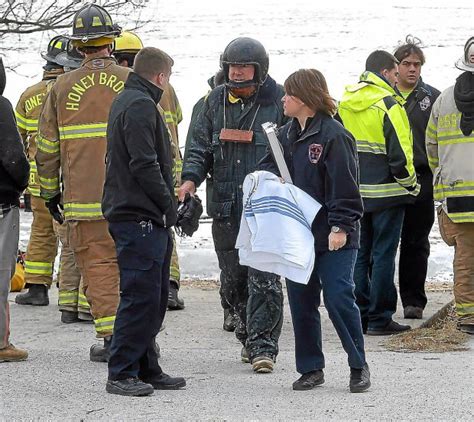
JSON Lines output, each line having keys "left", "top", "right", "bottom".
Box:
{"left": 36, "top": 57, "right": 130, "bottom": 220}
{"left": 426, "top": 85, "right": 474, "bottom": 223}
{"left": 15, "top": 69, "right": 63, "bottom": 197}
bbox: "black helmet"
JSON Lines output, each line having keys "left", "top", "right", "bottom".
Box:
{"left": 55, "top": 40, "right": 84, "bottom": 70}
{"left": 69, "top": 3, "right": 120, "bottom": 46}
{"left": 221, "top": 37, "right": 269, "bottom": 89}
{"left": 41, "top": 35, "right": 69, "bottom": 64}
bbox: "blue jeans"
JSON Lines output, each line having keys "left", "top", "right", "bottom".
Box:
{"left": 354, "top": 206, "right": 405, "bottom": 330}
{"left": 107, "top": 220, "right": 172, "bottom": 381}
{"left": 286, "top": 249, "right": 366, "bottom": 374}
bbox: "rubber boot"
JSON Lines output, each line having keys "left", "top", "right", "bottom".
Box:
{"left": 90, "top": 336, "right": 112, "bottom": 362}
{"left": 15, "top": 284, "right": 49, "bottom": 306}
{"left": 23, "top": 194, "right": 32, "bottom": 212}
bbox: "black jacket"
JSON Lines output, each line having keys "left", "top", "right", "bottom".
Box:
{"left": 403, "top": 78, "right": 440, "bottom": 201}
{"left": 102, "top": 72, "right": 176, "bottom": 227}
{"left": 0, "top": 95, "right": 30, "bottom": 206}
{"left": 182, "top": 75, "right": 288, "bottom": 219}
{"left": 259, "top": 113, "right": 363, "bottom": 252}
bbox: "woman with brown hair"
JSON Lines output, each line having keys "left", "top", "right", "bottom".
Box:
{"left": 259, "top": 69, "right": 370, "bottom": 393}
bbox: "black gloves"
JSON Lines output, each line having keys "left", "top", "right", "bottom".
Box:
{"left": 45, "top": 194, "right": 64, "bottom": 224}
{"left": 175, "top": 193, "right": 203, "bottom": 237}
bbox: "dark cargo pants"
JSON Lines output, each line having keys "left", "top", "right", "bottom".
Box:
{"left": 212, "top": 217, "right": 283, "bottom": 360}
{"left": 107, "top": 220, "right": 171, "bottom": 381}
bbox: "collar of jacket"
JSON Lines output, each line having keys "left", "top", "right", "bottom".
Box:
{"left": 81, "top": 56, "right": 117, "bottom": 68}
{"left": 409, "top": 77, "right": 433, "bottom": 99}
{"left": 287, "top": 112, "right": 327, "bottom": 143}
{"left": 42, "top": 68, "right": 64, "bottom": 81}
{"left": 125, "top": 71, "right": 163, "bottom": 104}
{"left": 255, "top": 75, "right": 278, "bottom": 106}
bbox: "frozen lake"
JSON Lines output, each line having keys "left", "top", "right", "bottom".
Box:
{"left": 5, "top": 0, "right": 469, "bottom": 280}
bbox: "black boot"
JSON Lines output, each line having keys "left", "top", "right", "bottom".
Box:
{"left": 90, "top": 336, "right": 112, "bottom": 362}
{"left": 61, "top": 310, "right": 80, "bottom": 324}
{"left": 167, "top": 283, "right": 185, "bottom": 310}
{"left": 106, "top": 378, "right": 154, "bottom": 396}
{"left": 23, "top": 194, "right": 32, "bottom": 212}
{"left": 223, "top": 308, "right": 238, "bottom": 332}
{"left": 349, "top": 364, "right": 371, "bottom": 393}
{"left": 15, "top": 284, "right": 49, "bottom": 306}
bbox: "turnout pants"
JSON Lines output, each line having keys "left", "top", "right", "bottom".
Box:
{"left": 107, "top": 221, "right": 172, "bottom": 381}
{"left": 69, "top": 220, "right": 119, "bottom": 338}
{"left": 170, "top": 231, "right": 180, "bottom": 288}
{"left": 0, "top": 207, "right": 19, "bottom": 349}
{"left": 286, "top": 249, "right": 366, "bottom": 374}
{"left": 24, "top": 196, "right": 58, "bottom": 286}
{"left": 212, "top": 216, "right": 283, "bottom": 361}
{"left": 354, "top": 206, "right": 405, "bottom": 330}
{"left": 399, "top": 199, "right": 435, "bottom": 310}
{"left": 438, "top": 209, "right": 474, "bottom": 325}
{"left": 54, "top": 222, "right": 90, "bottom": 316}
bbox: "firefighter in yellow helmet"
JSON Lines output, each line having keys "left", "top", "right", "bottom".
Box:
{"left": 114, "top": 30, "right": 185, "bottom": 310}
{"left": 36, "top": 3, "right": 130, "bottom": 361}
{"left": 15, "top": 35, "right": 91, "bottom": 323}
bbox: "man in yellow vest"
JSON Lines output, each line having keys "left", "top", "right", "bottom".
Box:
{"left": 113, "top": 30, "right": 185, "bottom": 310}
{"left": 36, "top": 3, "right": 130, "bottom": 360}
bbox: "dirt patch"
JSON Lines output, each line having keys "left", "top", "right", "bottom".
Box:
{"left": 180, "top": 278, "right": 219, "bottom": 290}
{"left": 385, "top": 305, "right": 470, "bottom": 353}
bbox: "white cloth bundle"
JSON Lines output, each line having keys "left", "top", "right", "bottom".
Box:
{"left": 236, "top": 171, "right": 322, "bottom": 284}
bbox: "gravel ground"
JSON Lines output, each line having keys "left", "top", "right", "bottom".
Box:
{"left": 1, "top": 286, "right": 472, "bottom": 421}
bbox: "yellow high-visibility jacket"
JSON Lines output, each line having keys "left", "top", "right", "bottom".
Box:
{"left": 426, "top": 85, "right": 474, "bottom": 223}
{"left": 36, "top": 57, "right": 130, "bottom": 220}
{"left": 339, "top": 71, "right": 419, "bottom": 212}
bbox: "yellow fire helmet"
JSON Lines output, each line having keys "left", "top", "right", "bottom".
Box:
{"left": 114, "top": 31, "right": 144, "bottom": 54}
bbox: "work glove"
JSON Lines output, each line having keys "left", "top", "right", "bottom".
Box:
{"left": 175, "top": 193, "right": 203, "bottom": 237}
{"left": 45, "top": 194, "right": 64, "bottom": 224}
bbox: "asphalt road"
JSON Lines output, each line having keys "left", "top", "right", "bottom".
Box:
{"left": 1, "top": 286, "right": 472, "bottom": 421}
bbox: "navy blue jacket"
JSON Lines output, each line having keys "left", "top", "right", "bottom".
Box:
{"left": 403, "top": 78, "right": 440, "bottom": 201}
{"left": 259, "top": 113, "right": 363, "bottom": 252}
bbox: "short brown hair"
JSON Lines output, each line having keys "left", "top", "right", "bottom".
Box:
{"left": 133, "top": 47, "right": 174, "bottom": 80}
{"left": 284, "top": 69, "right": 337, "bottom": 116}
{"left": 394, "top": 35, "right": 426, "bottom": 65}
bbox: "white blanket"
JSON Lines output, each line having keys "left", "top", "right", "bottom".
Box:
{"left": 236, "top": 171, "right": 322, "bottom": 284}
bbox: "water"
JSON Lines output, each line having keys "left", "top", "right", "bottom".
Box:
{"left": 5, "top": 0, "right": 468, "bottom": 279}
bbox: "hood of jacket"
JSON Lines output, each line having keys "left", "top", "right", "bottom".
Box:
{"left": 124, "top": 71, "right": 163, "bottom": 104}
{"left": 340, "top": 71, "right": 403, "bottom": 112}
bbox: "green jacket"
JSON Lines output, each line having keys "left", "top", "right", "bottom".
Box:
{"left": 339, "top": 71, "right": 419, "bottom": 212}
{"left": 182, "top": 76, "right": 287, "bottom": 219}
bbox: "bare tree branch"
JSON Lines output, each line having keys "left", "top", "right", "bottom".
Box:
{"left": 0, "top": 0, "right": 149, "bottom": 37}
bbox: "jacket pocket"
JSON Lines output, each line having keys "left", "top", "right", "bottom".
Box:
{"left": 207, "top": 200, "right": 233, "bottom": 219}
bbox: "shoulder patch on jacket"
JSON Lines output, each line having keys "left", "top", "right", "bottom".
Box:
{"left": 382, "top": 96, "right": 397, "bottom": 110}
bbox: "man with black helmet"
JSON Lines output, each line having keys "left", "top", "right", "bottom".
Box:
{"left": 180, "top": 37, "right": 287, "bottom": 373}
{"left": 15, "top": 36, "right": 89, "bottom": 325}
{"left": 36, "top": 3, "right": 130, "bottom": 360}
